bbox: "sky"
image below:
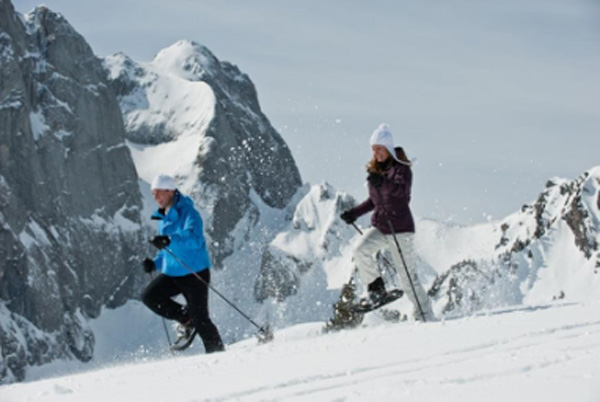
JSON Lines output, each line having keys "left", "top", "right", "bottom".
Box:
{"left": 14, "top": 0, "right": 600, "bottom": 224}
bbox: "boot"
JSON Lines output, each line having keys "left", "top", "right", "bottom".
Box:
{"left": 171, "top": 317, "right": 197, "bottom": 351}
{"left": 358, "top": 277, "right": 387, "bottom": 308}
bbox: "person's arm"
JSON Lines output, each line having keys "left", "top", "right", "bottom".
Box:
{"left": 347, "top": 196, "right": 375, "bottom": 220}
{"left": 169, "top": 208, "right": 205, "bottom": 248}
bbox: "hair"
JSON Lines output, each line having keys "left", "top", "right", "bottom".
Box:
{"left": 367, "top": 147, "right": 411, "bottom": 173}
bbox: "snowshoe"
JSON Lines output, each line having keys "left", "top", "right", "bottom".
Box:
{"left": 170, "top": 322, "right": 197, "bottom": 351}
{"left": 352, "top": 288, "right": 403, "bottom": 313}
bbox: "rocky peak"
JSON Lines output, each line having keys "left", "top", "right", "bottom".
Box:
{"left": 22, "top": 5, "right": 99, "bottom": 83}
{"left": 152, "top": 40, "right": 220, "bottom": 80}
{"left": 0, "top": 0, "right": 145, "bottom": 382}
{"left": 106, "top": 41, "right": 302, "bottom": 264}
{"left": 430, "top": 166, "right": 600, "bottom": 316}
{"left": 496, "top": 168, "right": 599, "bottom": 259}
{"left": 151, "top": 40, "right": 260, "bottom": 110}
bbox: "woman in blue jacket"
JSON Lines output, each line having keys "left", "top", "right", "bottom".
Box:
{"left": 141, "top": 174, "right": 224, "bottom": 353}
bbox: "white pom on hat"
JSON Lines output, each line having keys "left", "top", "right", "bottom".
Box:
{"left": 151, "top": 174, "right": 177, "bottom": 190}
{"left": 370, "top": 123, "right": 402, "bottom": 163}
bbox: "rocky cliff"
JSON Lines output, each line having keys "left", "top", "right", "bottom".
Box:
{"left": 0, "top": 1, "right": 145, "bottom": 382}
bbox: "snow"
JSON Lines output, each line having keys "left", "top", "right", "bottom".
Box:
{"left": 78, "top": 208, "right": 141, "bottom": 235}
{"left": 0, "top": 100, "right": 22, "bottom": 110}
{"left": 126, "top": 134, "right": 203, "bottom": 185}
{"left": 414, "top": 218, "right": 499, "bottom": 272}
{"left": 104, "top": 49, "right": 216, "bottom": 148}
{"left": 2, "top": 300, "right": 599, "bottom": 401}
{"left": 209, "top": 185, "right": 342, "bottom": 333}
{"left": 106, "top": 47, "right": 216, "bottom": 187}
{"left": 112, "top": 205, "right": 143, "bottom": 233}
{"left": 29, "top": 109, "right": 49, "bottom": 141}
{"left": 524, "top": 220, "right": 600, "bottom": 304}
{"left": 19, "top": 220, "right": 51, "bottom": 249}
{"left": 151, "top": 40, "right": 217, "bottom": 81}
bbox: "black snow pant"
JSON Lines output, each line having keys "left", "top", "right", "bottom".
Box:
{"left": 141, "top": 270, "right": 225, "bottom": 353}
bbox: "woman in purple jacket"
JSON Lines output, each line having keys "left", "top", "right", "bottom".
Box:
{"left": 341, "top": 124, "right": 433, "bottom": 320}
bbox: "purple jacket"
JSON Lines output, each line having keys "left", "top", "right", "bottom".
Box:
{"left": 349, "top": 163, "right": 415, "bottom": 234}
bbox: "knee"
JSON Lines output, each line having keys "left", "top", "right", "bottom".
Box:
{"left": 353, "top": 240, "right": 369, "bottom": 258}
{"left": 188, "top": 304, "right": 210, "bottom": 322}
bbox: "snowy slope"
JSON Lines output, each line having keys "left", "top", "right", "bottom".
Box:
{"left": 104, "top": 46, "right": 216, "bottom": 185}
{"left": 1, "top": 299, "right": 599, "bottom": 401}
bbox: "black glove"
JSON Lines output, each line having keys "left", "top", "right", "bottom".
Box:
{"left": 149, "top": 235, "right": 170, "bottom": 250}
{"left": 142, "top": 258, "right": 155, "bottom": 274}
{"left": 367, "top": 172, "right": 384, "bottom": 188}
{"left": 340, "top": 210, "right": 356, "bottom": 225}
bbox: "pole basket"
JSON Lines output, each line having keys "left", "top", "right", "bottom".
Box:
{"left": 256, "top": 323, "right": 274, "bottom": 344}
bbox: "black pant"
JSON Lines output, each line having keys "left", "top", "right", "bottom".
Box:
{"left": 141, "top": 270, "right": 224, "bottom": 353}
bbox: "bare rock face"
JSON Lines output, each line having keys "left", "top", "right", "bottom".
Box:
{"left": 0, "top": 1, "right": 145, "bottom": 382}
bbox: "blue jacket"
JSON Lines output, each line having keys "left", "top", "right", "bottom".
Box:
{"left": 151, "top": 191, "right": 211, "bottom": 276}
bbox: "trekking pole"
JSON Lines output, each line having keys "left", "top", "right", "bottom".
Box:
{"left": 106, "top": 265, "right": 138, "bottom": 304}
{"left": 374, "top": 187, "right": 427, "bottom": 322}
{"left": 157, "top": 244, "right": 273, "bottom": 343}
{"left": 106, "top": 266, "right": 176, "bottom": 349}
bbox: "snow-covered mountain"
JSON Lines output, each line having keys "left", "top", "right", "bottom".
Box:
{"left": 0, "top": 1, "right": 146, "bottom": 383}
{"left": 104, "top": 39, "right": 302, "bottom": 265}
{"left": 421, "top": 167, "right": 600, "bottom": 317}
{"left": 1, "top": 0, "right": 599, "bottom": 386}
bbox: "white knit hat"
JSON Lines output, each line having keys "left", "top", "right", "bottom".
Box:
{"left": 370, "top": 123, "right": 403, "bottom": 163}
{"left": 151, "top": 174, "right": 177, "bottom": 190}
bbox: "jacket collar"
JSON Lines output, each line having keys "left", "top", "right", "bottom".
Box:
{"left": 151, "top": 190, "right": 181, "bottom": 220}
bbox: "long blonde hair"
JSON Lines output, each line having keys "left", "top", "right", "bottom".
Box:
{"left": 367, "top": 147, "right": 411, "bottom": 173}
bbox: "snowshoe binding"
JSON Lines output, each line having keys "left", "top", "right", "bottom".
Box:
{"left": 352, "top": 288, "right": 404, "bottom": 313}
{"left": 170, "top": 321, "right": 197, "bottom": 351}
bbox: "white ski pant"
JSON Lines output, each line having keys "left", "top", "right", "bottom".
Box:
{"left": 353, "top": 227, "right": 433, "bottom": 320}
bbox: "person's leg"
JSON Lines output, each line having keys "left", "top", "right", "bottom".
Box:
{"left": 141, "top": 274, "right": 189, "bottom": 323}
{"left": 353, "top": 227, "right": 388, "bottom": 287}
{"left": 176, "top": 270, "right": 225, "bottom": 353}
{"left": 387, "top": 233, "right": 434, "bottom": 320}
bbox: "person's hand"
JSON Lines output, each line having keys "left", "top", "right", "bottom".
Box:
{"left": 142, "top": 258, "right": 155, "bottom": 274}
{"left": 149, "top": 235, "right": 170, "bottom": 250}
{"left": 367, "top": 172, "right": 384, "bottom": 188}
{"left": 340, "top": 210, "right": 356, "bottom": 225}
